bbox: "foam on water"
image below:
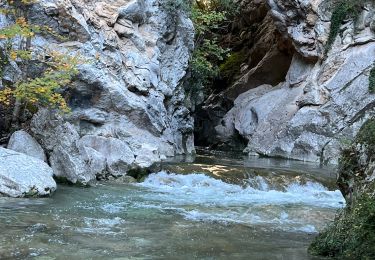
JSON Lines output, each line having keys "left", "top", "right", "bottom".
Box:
{"left": 134, "top": 171, "right": 345, "bottom": 232}
{"left": 137, "top": 171, "right": 344, "bottom": 208}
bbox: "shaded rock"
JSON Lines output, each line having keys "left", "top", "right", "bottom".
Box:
{"left": 200, "top": 0, "right": 375, "bottom": 164}
{"left": 0, "top": 147, "right": 56, "bottom": 198}
{"left": 107, "top": 175, "right": 137, "bottom": 184}
{"left": 118, "top": 0, "right": 146, "bottom": 24}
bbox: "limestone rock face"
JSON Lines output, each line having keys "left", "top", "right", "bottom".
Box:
{"left": 205, "top": 0, "right": 375, "bottom": 164}
{"left": 0, "top": 147, "right": 56, "bottom": 197}
{"left": 266, "top": 0, "right": 329, "bottom": 60}
{"left": 0, "top": 0, "right": 194, "bottom": 183}
{"left": 7, "top": 130, "right": 47, "bottom": 162}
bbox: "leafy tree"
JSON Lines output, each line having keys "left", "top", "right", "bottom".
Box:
{"left": 0, "top": 0, "right": 81, "bottom": 129}
{"left": 162, "top": 0, "right": 236, "bottom": 102}
{"left": 185, "top": 1, "right": 230, "bottom": 103}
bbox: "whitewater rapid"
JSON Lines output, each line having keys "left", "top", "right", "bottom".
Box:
{"left": 135, "top": 171, "right": 345, "bottom": 233}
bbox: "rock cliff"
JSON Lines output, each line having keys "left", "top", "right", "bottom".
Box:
{"left": 0, "top": 0, "right": 195, "bottom": 184}
{"left": 198, "top": 0, "right": 375, "bottom": 164}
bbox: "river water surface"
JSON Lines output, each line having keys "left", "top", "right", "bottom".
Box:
{"left": 0, "top": 151, "right": 344, "bottom": 259}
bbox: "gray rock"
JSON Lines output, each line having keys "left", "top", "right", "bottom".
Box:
{"left": 0, "top": 147, "right": 56, "bottom": 197}
{"left": 206, "top": 0, "right": 375, "bottom": 164}
{"left": 0, "top": 0, "right": 195, "bottom": 184}
{"left": 118, "top": 0, "right": 146, "bottom": 24}
{"left": 78, "top": 135, "right": 135, "bottom": 176}
{"left": 7, "top": 130, "right": 46, "bottom": 162}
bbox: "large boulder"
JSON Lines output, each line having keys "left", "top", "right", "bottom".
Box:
{"left": 7, "top": 130, "right": 47, "bottom": 162}
{"left": 0, "top": 147, "right": 56, "bottom": 197}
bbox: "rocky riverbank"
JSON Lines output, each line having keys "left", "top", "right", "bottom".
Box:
{"left": 309, "top": 119, "right": 375, "bottom": 259}
{"left": 0, "top": 0, "right": 195, "bottom": 189}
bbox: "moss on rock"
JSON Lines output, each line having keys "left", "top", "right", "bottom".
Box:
{"left": 309, "top": 192, "right": 375, "bottom": 259}
{"left": 219, "top": 49, "right": 248, "bottom": 83}
{"left": 326, "top": 0, "right": 367, "bottom": 53}
{"left": 127, "top": 167, "right": 151, "bottom": 182}
{"left": 356, "top": 118, "right": 375, "bottom": 147}
{"left": 369, "top": 65, "right": 375, "bottom": 94}
{"left": 309, "top": 118, "right": 375, "bottom": 259}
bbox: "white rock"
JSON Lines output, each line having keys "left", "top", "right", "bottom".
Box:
{"left": 7, "top": 130, "right": 46, "bottom": 162}
{"left": 0, "top": 147, "right": 56, "bottom": 197}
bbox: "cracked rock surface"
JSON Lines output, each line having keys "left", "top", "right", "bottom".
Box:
{"left": 1, "top": 0, "right": 195, "bottom": 184}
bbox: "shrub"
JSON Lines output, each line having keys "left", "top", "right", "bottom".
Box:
{"left": 162, "top": 0, "right": 191, "bottom": 15}
{"left": 309, "top": 193, "right": 375, "bottom": 259}
{"left": 326, "top": 0, "right": 366, "bottom": 53}
{"left": 0, "top": 0, "right": 81, "bottom": 128}
{"left": 185, "top": 3, "right": 230, "bottom": 99}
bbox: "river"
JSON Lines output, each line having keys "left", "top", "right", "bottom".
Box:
{"left": 0, "top": 150, "right": 344, "bottom": 259}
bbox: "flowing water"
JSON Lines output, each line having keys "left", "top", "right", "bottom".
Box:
{"left": 0, "top": 151, "right": 345, "bottom": 259}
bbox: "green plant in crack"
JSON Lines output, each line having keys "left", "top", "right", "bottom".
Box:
{"left": 369, "top": 64, "right": 375, "bottom": 94}
{"left": 326, "top": 0, "right": 368, "bottom": 53}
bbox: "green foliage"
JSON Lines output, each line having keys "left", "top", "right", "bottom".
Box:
{"left": 369, "top": 65, "right": 375, "bottom": 94}
{"left": 219, "top": 50, "right": 247, "bottom": 83}
{"left": 326, "top": 0, "right": 367, "bottom": 53}
{"left": 191, "top": 39, "right": 228, "bottom": 80}
{"left": 310, "top": 118, "right": 375, "bottom": 259}
{"left": 191, "top": 6, "right": 227, "bottom": 36}
{"left": 309, "top": 193, "right": 375, "bottom": 259}
{"left": 209, "top": 0, "right": 239, "bottom": 15}
{"left": 0, "top": 0, "right": 81, "bottom": 114}
{"left": 11, "top": 52, "right": 80, "bottom": 112}
{"left": 356, "top": 118, "right": 375, "bottom": 147}
{"left": 187, "top": 3, "right": 229, "bottom": 97}
{"left": 162, "top": 0, "right": 191, "bottom": 14}
{"left": 161, "top": 0, "right": 234, "bottom": 97}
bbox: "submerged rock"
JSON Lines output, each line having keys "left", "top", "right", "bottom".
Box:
{"left": 0, "top": 147, "right": 56, "bottom": 198}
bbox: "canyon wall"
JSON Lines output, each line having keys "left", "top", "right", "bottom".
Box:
{"left": 0, "top": 0, "right": 195, "bottom": 184}
{"left": 199, "top": 0, "right": 375, "bottom": 164}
